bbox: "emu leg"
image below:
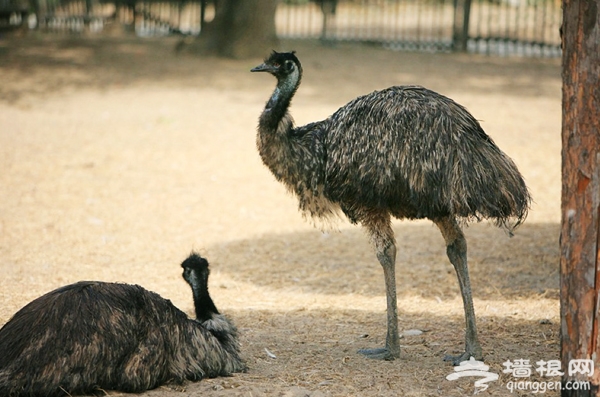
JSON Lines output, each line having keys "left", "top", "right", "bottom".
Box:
{"left": 434, "top": 217, "right": 483, "bottom": 365}
{"left": 358, "top": 213, "right": 400, "bottom": 360}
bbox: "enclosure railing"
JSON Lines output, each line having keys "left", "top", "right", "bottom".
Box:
{"left": 22, "top": 0, "right": 562, "bottom": 57}
{"left": 276, "top": 0, "right": 562, "bottom": 57}
{"left": 466, "top": 0, "right": 562, "bottom": 57}
{"left": 0, "top": 0, "right": 30, "bottom": 29}
{"left": 278, "top": 0, "right": 456, "bottom": 52}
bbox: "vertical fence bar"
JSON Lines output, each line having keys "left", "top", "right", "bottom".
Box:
{"left": 452, "top": 0, "right": 471, "bottom": 52}
{"left": 85, "top": 0, "right": 91, "bottom": 26}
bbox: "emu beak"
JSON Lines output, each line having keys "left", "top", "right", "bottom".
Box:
{"left": 251, "top": 63, "right": 277, "bottom": 73}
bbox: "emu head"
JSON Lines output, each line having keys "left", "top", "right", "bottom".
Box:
{"left": 251, "top": 51, "right": 302, "bottom": 80}
{"left": 181, "top": 253, "right": 210, "bottom": 290}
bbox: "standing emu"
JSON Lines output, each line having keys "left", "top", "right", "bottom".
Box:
{"left": 251, "top": 51, "right": 530, "bottom": 363}
{"left": 0, "top": 253, "right": 245, "bottom": 396}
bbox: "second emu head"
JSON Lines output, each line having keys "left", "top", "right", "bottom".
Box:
{"left": 182, "top": 252, "right": 220, "bottom": 322}
{"left": 182, "top": 252, "right": 210, "bottom": 289}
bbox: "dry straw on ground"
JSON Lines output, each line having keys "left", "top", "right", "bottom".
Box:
{"left": 0, "top": 33, "right": 561, "bottom": 396}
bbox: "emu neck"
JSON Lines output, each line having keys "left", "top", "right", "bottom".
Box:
{"left": 190, "top": 280, "right": 219, "bottom": 323}
{"left": 260, "top": 68, "right": 301, "bottom": 131}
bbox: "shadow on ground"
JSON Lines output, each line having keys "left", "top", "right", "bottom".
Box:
{"left": 208, "top": 222, "right": 559, "bottom": 301}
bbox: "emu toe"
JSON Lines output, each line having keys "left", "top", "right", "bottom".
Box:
{"left": 443, "top": 350, "right": 483, "bottom": 366}
{"left": 358, "top": 347, "right": 398, "bottom": 361}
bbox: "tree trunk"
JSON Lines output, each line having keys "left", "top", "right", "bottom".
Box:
{"left": 185, "top": 0, "right": 278, "bottom": 59}
{"left": 560, "top": 1, "right": 600, "bottom": 396}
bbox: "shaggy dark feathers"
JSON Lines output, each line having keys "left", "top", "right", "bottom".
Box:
{"left": 0, "top": 253, "right": 245, "bottom": 397}
{"left": 324, "top": 85, "right": 529, "bottom": 227}
{"left": 254, "top": 51, "right": 530, "bottom": 230}
{"left": 252, "top": 51, "right": 531, "bottom": 362}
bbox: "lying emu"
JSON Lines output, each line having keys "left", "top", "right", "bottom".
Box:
{"left": 0, "top": 253, "right": 245, "bottom": 397}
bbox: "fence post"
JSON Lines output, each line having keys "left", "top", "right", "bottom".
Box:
{"left": 452, "top": 0, "right": 471, "bottom": 52}
{"left": 319, "top": 0, "right": 337, "bottom": 43}
{"left": 200, "top": 0, "right": 206, "bottom": 32}
{"left": 84, "top": 0, "right": 92, "bottom": 26}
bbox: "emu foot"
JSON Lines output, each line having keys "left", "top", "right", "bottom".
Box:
{"left": 358, "top": 347, "right": 398, "bottom": 361}
{"left": 444, "top": 350, "right": 483, "bottom": 366}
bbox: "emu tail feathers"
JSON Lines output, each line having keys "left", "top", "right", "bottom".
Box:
{"left": 449, "top": 135, "right": 531, "bottom": 234}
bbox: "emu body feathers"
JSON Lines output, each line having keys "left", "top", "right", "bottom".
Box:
{"left": 252, "top": 51, "right": 530, "bottom": 362}
{"left": 0, "top": 254, "right": 245, "bottom": 397}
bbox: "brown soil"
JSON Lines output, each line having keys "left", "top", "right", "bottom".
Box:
{"left": 0, "top": 32, "right": 562, "bottom": 396}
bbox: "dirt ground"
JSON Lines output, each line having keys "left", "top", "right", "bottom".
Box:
{"left": 0, "top": 32, "right": 562, "bottom": 396}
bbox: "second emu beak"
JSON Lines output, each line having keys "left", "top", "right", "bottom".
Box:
{"left": 251, "top": 63, "right": 278, "bottom": 73}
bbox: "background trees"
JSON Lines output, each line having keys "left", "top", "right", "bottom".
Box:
{"left": 185, "top": 0, "right": 278, "bottom": 58}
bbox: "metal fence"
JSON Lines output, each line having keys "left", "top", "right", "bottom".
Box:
{"left": 17, "top": 0, "right": 562, "bottom": 57}
{"left": 277, "top": 0, "right": 562, "bottom": 57}
{"left": 0, "top": 0, "right": 29, "bottom": 29}
{"left": 33, "top": 0, "right": 110, "bottom": 33}
{"left": 278, "top": 0, "right": 455, "bottom": 51}
{"left": 27, "top": 0, "right": 193, "bottom": 34}
{"left": 466, "top": 0, "right": 562, "bottom": 57}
